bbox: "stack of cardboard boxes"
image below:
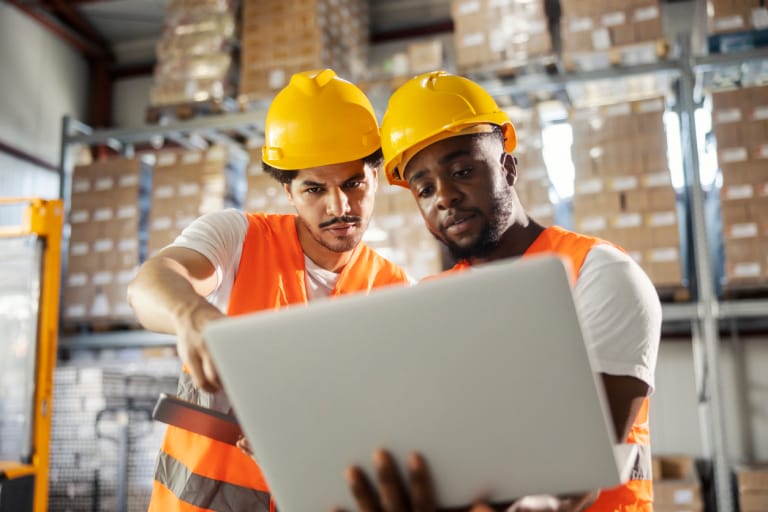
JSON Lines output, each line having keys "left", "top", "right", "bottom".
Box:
{"left": 150, "top": 0, "right": 238, "bottom": 106}
{"left": 244, "top": 147, "right": 294, "bottom": 214}
{"left": 64, "top": 158, "right": 141, "bottom": 325}
{"left": 509, "top": 106, "right": 555, "bottom": 226}
{"left": 239, "top": 0, "right": 368, "bottom": 101}
{"left": 712, "top": 85, "right": 768, "bottom": 288}
{"left": 370, "top": 172, "right": 443, "bottom": 280}
{"left": 560, "top": 0, "right": 664, "bottom": 69}
{"left": 738, "top": 465, "right": 768, "bottom": 512}
{"left": 451, "top": 0, "right": 553, "bottom": 71}
{"left": 570, "top": 97, "right": 683, "bottom": 288}
{"left": 652, "top": 454, "right": 704, "bottom": 512}
{"left": 707, "top": 0, "right": 768, "bottom": 35}
{"left": 148, "top": 146, "right": 228, "bottom": 255}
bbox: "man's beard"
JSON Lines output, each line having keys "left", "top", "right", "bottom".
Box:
{"left": 437, "top": 192, "right": 514, "bottom": 262}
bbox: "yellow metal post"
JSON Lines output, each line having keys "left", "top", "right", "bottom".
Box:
{"left": 0, "top": 198, "right": 63, "bottom": 512}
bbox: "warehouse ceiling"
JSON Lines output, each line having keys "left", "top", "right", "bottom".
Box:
{"left": 9, "top": 0, "right": 699, "bottom": 67}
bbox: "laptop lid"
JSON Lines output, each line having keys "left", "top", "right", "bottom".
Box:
{"left": 206, "top": 255, "right": 628, "bottom": 511}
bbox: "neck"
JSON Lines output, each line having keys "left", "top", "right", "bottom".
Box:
{"left": 469, "top": 210, "right": 546, "bottom": 265}
{"left": 295, "top": 218, "right": 355, "bottom": 273}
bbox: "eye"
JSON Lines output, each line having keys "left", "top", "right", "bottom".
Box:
{"left": 453, "top": 167, "right": 473, "bottom": 178}
{"left": 305, "top": 187, "right": 323, "bottom": 194}
{"left": 343, "top": 180, "right": 364, "bottom": 189}
{"left": 416, "top": 184, "right": 434, "bottom": 198}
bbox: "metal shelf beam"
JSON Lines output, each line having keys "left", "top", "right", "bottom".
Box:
{"left": 64, "top": 108, "right": 268, "bottom": 147}
{"left": 59, "top": 331, "right": 175, "bottom": 349}
{"left": 718, "top": 299, "right": 768, "bottom": 319}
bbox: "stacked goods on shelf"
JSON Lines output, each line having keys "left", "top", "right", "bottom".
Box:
{"left": 150, "top": 0, "right": 238, "bottom": 107}
{"left": 652, "top": 455, "right": 704, "bottom": 511}
{"left": 64, "top": 158, "right": 141, "bottom": 325}
{"left": 711, "top": 85, "right": 768, "bottom": 289}
{"left": 560, "top": 0, "right": 665, "bottom": 70}
{"left": 707, "top": 0, "right": 768, "bottom": 35}
{"left": 244, "top": 147, "right": 295, "bottom": 214}
{"left": 239, "top": 0, "right": 368, "bottom": 101}
{"left": 451, "top": 0, "right": 553, "bottom": 71}
{"left": 407, "top": 39, "right": 445, "bottom": 75}
{"left": 570, "top": 97, "right": 683, "bottom": 289}
{"left": 737, "top": 465, "right": 768, "bottom": 512}
{"left": 49, "top": 357, "right": 180, "bottom": 512}
{"left": 371, "top": 171, "right": 443, "bottom": 280}
{"left": 508, "top": 106, "right": 555, "bottom": 226}
{"left": 148, "top": 146, "right": 228, "bottom": 256}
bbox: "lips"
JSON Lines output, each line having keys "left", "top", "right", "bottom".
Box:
{"left": 327, "top": 223, "right": 357, "bottom": 236}
{"left": 444, "top": 212, "right": 475, "bottom": 230}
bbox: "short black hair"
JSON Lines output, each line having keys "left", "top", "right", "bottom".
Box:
{"left": 478, "top": 125, "right": 506, "bottom": 147}
{"left": 263, "top": 148, "right": 384, "bottom": 184}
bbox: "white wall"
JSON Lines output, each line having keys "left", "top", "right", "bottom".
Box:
{"left": 652, "top": 337, "right": 768, "bottom": 463}
{"left": 0, "top": 4, "right": 88, "bottom": 200}
{"left": 112, "top": 75, "right": 153, "bottom": 129}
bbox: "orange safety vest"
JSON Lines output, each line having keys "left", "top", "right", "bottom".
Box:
{"left": 149, "top": 213, "right": 410, "bottom": 512}
{"left": 451, "top": 225, "right": 653, "bottom": 512}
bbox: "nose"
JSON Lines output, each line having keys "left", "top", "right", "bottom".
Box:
{"left": 434, "top": 178, "right": 462, "bottom": 210}
{"left": 326, "top": 187, "right": 351, "bottom": 217}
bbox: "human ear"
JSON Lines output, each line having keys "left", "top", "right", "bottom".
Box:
{"left": 283, "top": 183, "right": 296, "bottom": 206}
{"left": 501, "top": 153, "right": 517, "bottom": 186}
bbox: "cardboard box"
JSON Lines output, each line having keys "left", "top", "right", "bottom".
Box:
{"left": 653, "top": 479, "right": 703, "bottom": 508}
{"left": 738, "top": 464, "right": 768, "bottom": 493}
{"left": 408, "top": 39, "right": 443, "bottom": 74}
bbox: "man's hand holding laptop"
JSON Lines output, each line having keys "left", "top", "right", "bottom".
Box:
{"left": 335, "top": 450, "right": 597, "bottom": 512}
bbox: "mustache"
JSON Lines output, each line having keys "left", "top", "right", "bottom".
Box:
{"left": 319, "top": 215, "right": 362, "bottom": 228}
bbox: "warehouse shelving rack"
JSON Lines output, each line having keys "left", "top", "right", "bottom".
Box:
{"left": 56, "top": 37, "right": 768, "bottom": 512}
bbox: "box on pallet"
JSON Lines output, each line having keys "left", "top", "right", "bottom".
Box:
{"left": 240, "top": 0, "right": 368, "bottom": 100}
{"left": 64, "top": 158, "right": 141, "bottom": 324}
{"left": 451, "top": 0, "right": 552, "bottom": 70}
{"left": 571, "top": 97, "right": 682, "bottom": 286}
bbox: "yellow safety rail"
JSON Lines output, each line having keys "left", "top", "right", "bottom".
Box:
{"left": 0, "top": 198, "right": 63, "bottom": 512}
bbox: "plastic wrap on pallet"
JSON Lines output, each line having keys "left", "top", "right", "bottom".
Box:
{"left": 150, "top": 0, "right": 238, "bottom": 107}
{"left": 450, "top": 0, "right": 553, "bottom": 71}
{"left": 239, "top": 0, "right": 369, "bottom": 102}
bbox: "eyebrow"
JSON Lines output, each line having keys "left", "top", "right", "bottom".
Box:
{"left": 343, "top": 173, "right": 366, "bottom": 184}
{"left": 300, "top": 179, "right": 325, "bottom": 188}
{"left": 406, "top": 150, "right": 472, "bottom": 185}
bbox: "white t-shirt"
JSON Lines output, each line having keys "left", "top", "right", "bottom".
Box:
{"left": 170, "top": 210, "right": 660, "bottom": 390}
{"left": 169, "top": 209, "right": 340, "bottom": 306}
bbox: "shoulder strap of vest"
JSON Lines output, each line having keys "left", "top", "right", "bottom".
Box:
{"left": 227, "top": 213, "right": 307, "bottom": 315}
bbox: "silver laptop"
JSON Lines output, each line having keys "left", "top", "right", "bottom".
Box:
{"left": 205, "top": 255, "right": 636, "bottom": 511}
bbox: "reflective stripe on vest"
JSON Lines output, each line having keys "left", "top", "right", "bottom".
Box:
{"left": 451, "top": 225, "right": 654, "bottom": 511}
{"left": 149, "top": 213, "right": 410, "bottom": 511}
{"left": 152, "top": 451, "right": 271, "bottom": 512}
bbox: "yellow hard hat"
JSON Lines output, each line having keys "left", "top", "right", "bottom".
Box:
{"left": 262, "top": 69, "right": 380, "bottom": 170}
{"left": 381, "top": 71, "right": 517, "bottom": 188}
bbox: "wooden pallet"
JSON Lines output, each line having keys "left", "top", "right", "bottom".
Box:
{"left": 146, "top": 97, "right": 240, "bottom": 124}
{"left": 720, "top": 281, "right": 768, "bottom": 300}
{"left": 461, "top": 54, "right": 560, "bottom": 80}
{"left": 656, "top": 285, "right": 692, "bottom": 303}
{"left": 563, "top": 38, "right": 670, "bottom": 72}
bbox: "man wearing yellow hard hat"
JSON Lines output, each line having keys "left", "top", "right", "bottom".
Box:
{"left": 343, "top": 72, "right": 661, "bottom": 512}
{"left": 128, "top": 69, "right": 410, "bottom": 512}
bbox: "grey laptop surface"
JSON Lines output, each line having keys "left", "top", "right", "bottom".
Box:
{"left": 205, "top": 255, "right": 636, "bottom": 511}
